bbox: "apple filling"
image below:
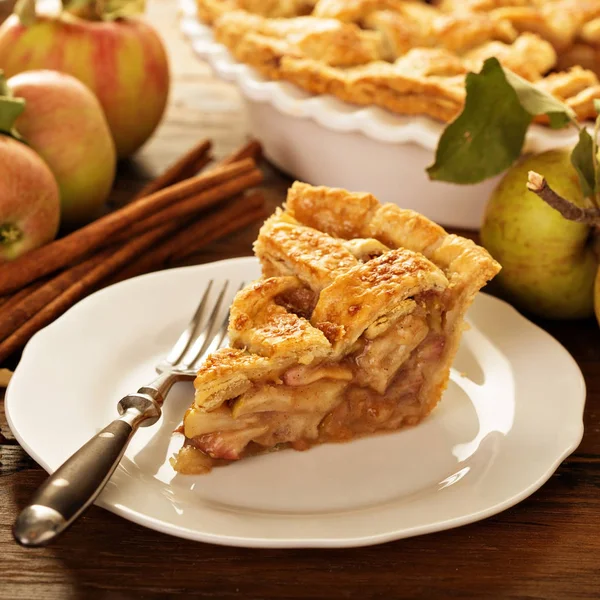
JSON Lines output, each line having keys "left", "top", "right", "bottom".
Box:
{"left": 175, "top": 303, "right": 450, "bottom": 474}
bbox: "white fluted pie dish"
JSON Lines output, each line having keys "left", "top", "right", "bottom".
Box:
{"left": 179, "top": 0, "right": 579, "bottom": 229}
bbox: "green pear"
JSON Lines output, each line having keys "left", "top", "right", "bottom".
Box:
{"left": 481, "top": 149, "right": 597, "bottom": 320}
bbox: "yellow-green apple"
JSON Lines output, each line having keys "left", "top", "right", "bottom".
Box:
{"left": 8, "top": 70, "right": 116, "bottom": 228}
{"left": 0, "top": 136, "right": 60, "bottom": 261}
{"left": 0, "top": 2, "right": 170, "bottom": 158}
{"left": 481, "top": 149, "right": 597, "bottom": 319}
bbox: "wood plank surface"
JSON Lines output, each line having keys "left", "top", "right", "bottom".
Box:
{"left": 1, "top": 1, "right": 599, "bottom": 598}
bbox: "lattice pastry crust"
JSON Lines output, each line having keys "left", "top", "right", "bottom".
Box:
{"left": 196, "top": 0, "right": 600, "bottom": 122}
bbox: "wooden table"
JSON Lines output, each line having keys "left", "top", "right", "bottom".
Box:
{"left": 1, "top": 2, "right": 599, "bottom": 598}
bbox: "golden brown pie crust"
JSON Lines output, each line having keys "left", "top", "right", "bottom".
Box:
{"left": 196, "top": 0, "right": 600, "bottom": 122}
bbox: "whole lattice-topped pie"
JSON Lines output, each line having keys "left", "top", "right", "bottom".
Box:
{"left": 195, "top": 0, "right": 600, "bottom": 123}
{"left": 173, "top": 183, "right": 501, "bottom": 474}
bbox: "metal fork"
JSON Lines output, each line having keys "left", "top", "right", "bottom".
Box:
{"left": 13, "top": 280, "right": 240, "bottom": 548}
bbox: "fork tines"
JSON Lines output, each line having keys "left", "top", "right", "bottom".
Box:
{"left": 165, "top": 280, "right": 245, "bottom": 372}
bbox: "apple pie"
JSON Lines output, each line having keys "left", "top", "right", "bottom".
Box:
{"left": 172, "top": 183, "right": 501, "bottom": 474}
{"left": 195, "top": 0, "right": 600, "bottom": 123}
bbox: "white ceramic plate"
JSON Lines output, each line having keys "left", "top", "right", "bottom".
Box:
{"left": 6, "top": 257, "right": 586, "bottom": 548}
{"left": 179, "top": 0, "right": 580, "bottom": 229}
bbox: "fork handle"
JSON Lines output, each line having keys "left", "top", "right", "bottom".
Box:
{"left": 13, "top": 396, "right": 159, "bottom": 547}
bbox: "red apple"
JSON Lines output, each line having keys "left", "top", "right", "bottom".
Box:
{"left": 0, "top": 136, "right": 60, "bottom": 262}
{"left": 8, "top": 70, "right": 116, "bottom": 228}
{"left": 0, "top": 8, "right": 170, "bottom": 158}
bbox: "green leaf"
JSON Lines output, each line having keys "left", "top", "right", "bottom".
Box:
{"left": 0, "top": 97, "right": 26, "bottom": 140}
{"left": 427, "top": 58, "right": 532, "bottom": 184}
{"left": 593, "top": 113, "right": 600, "bottom": 202}
{"left": 0, "top": 71, "right": 9, "bottom": 98}
{"left": 0, "top": 73, "right": 25, "bottom": 140}
{"left": 570, "top": 128, "right": 596, "bottom": 198}
{"left": 427, "top": 58, "right": 578, "bottom": 184}
{"left": 503, "top": 68, "right": 575, "bottom": 129}
{"left": 594, "top": 98, "right": 600, "bottom": 115}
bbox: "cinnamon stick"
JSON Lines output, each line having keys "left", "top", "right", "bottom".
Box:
{"left": 0, "top": 194, "right": 266, "bottom": 362}
{"left": 112, "top": 140, "right": 263, "bottom": 243}
{"left": 0, "top": 280, "right": 47, "bottom": 312}
{"left": 134, "top": 139, "right": 212, "bottom": 199}
{"left": 171, "top": 191, "right": 266, "bottom": 262}
{"left": 113, "top": 191, "right": 266, "bottom": 280}
{"left": 0, "top": 252, "right": 109, "bottom": 343}
{"left": 0, "top": 287, "right": 28, "bottom": 310}
{"left": 0, "top": 159, "right": 259, "bottom": 295}
{"left": 177, "top": 154, "right": 213, "bottom": 183}
{"left": 114, "top": 168, "right": 263, "bottom": 241}
{"left": 134, "top": 138, "right": 260, "bottom": 200}
{"left": 0, "top": 139, "right": 265, "bottom": 359}
{"left": 105, "top": 141, "right": 264, "bottom": 276}
{"left": 0, "top": 224, "right": 174, "bottom": 363}
{"left": 220, "top": 139, "right": 262, "bottom": 166}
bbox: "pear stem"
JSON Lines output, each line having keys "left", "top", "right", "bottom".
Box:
{"left": 527, "top": 171, "right": 600, "bottom": 225}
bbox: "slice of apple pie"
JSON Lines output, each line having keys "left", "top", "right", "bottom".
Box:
{"left": 173, "top": 182, "right": 500, "bottom": 474}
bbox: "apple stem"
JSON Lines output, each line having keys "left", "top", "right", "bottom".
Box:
{"left": 527, "top": 171, "right": 600, "bottom": 225}
{"left": 61, "top": 0, "right": 101, "bottom": 21}
{"left": 14, "top": 0, "right": 37, "bottom": 26}
{"left": 0, "top": 223, "right": 23, "bottom": 246}
{"left": 61, "top": 0, "right": 145, "bottom": 21}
